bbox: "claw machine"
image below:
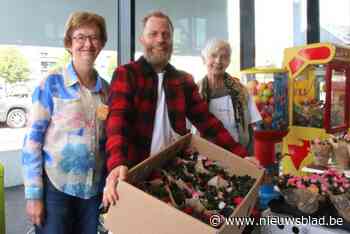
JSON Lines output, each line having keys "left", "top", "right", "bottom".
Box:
{"left": 281, "top": 43, "right": 350, "bottom": 175}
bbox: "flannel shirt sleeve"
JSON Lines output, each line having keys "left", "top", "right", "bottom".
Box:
{"left": 22, "top": 78, "right": 53, "bottom": 200}
{"left": 183, "top": 74, "right": 248, "bottom": 157}
{"left": 106, "top": 66, "right": 134, "bottom": 172}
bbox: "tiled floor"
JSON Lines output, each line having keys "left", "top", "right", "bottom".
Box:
{"left": 5, "top": 185, "right": 30, "bottom": 234}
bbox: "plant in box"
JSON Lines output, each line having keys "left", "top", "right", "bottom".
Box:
{"left": 136, "top": 150, "right": 256, "bottom": 228}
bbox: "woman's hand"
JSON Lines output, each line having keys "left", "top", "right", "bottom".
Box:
{"left": 26, "top": 199, "right": 44, "bottom": 226}
{"left": 102, "top": 165, "right": 128, "bottom": 208}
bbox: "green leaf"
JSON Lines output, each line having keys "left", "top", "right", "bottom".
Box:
{"left": 0, "top": 46, "right": 30, "bottom": 83}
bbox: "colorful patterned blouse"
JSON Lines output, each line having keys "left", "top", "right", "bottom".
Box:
{"left": 22, "top": 62, "right": 109, "bottom": 200}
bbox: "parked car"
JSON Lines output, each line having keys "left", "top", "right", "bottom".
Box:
{"left": 0, "top": 95, "right": 30, "bottom": 128}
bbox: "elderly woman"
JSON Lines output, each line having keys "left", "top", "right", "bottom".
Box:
{"left": 197, "top": 39, "right": 261, "bottom": 154}
{"left": 22, "top": 11, "right": 109, "bottom": 234}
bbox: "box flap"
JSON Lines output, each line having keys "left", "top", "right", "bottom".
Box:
{"left": 105, "top": 180, "right": 215, "bottom": 234}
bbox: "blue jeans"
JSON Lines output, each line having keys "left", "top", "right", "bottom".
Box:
{"left": 35, "top": 176, "right": 102, "bottom": 234}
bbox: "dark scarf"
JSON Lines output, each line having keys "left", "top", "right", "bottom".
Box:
{"left": 200, "top": 73, "right": 248, "bottom": 131}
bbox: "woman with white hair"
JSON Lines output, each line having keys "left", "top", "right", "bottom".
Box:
{"left": 197, "top": 39, "right": 261, "bottom": 154}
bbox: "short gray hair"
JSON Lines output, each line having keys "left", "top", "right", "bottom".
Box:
{"left": 201, "top": 39, "right": 232, "bottom": 60}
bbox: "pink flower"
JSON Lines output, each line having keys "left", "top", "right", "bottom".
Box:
{"left": 310, "top": 178, "right": 318, "bottom": 183}
{"left": 321, "top": 184, "right": 329, "bottom": 192}
{"left": 233, "top": 196, "right": 244, "bottom": 205}
{"left": 204, "top": 160, "right": 214, "bottom": 167}
{"left": 287, "top": 178, "right": 297, "bottom": 186}
{"left": 191, "top": 191, "right": 201, "bottom": 199}
{"left": 311, "top": 174, "right": 321, "bottom": 180}
{"left": 175, "top": 158, "right": 184, "bottom": 165}
{"left": 334, "top": 177, "right": 342, "bottom": 183}
{"left": 340, "top": 178, "right": 348, "bottom": 184}
{"left": 344, "top": 134, "right": 350, "bottom": 141}
{"left": 296, "top": 181, "right": 306, "bottom": 189}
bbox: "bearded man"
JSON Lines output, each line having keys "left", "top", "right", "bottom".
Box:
{"left": 103, "top": 11, "right": 248, "bottom": 207}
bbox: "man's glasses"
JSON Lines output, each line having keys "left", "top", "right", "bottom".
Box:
{"left": 72, "top": 34, "right": 101, "bottom": 45}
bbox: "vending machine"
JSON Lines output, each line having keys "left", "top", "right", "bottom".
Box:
{"left": 241, "top": 68, "right": 290, "bottom": 208}
{"left": 241, "top": 67, "right": 289, "bottom": 168}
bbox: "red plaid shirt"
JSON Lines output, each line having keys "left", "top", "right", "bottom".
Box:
{"left": 106, "top": 57, "right": 247, "bottom": 172}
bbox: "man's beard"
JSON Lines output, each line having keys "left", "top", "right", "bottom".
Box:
{"left": 144, "top": 46, "right": 172, "bottom": 69}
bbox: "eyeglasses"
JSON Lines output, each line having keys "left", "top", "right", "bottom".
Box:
{"left": 72, "top": 34, "right": 101, "bottom": 45}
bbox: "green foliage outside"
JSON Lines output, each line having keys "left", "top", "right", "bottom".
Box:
{"left": 0, "top": 46, "right": 30, "bottom": 83}
{"left": 49, "top": 50, "right": 71, "bottom": 72}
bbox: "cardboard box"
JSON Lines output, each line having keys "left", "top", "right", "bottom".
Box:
{"left": 105, "top": 134, "right": 264, "bottom": 234}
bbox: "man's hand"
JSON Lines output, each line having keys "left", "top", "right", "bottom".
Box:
{"left": 102, "top": 165, "right": 128, "bottom": 208}
{"left": 26, "top": 199, "right": 44, "bottom": 226}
